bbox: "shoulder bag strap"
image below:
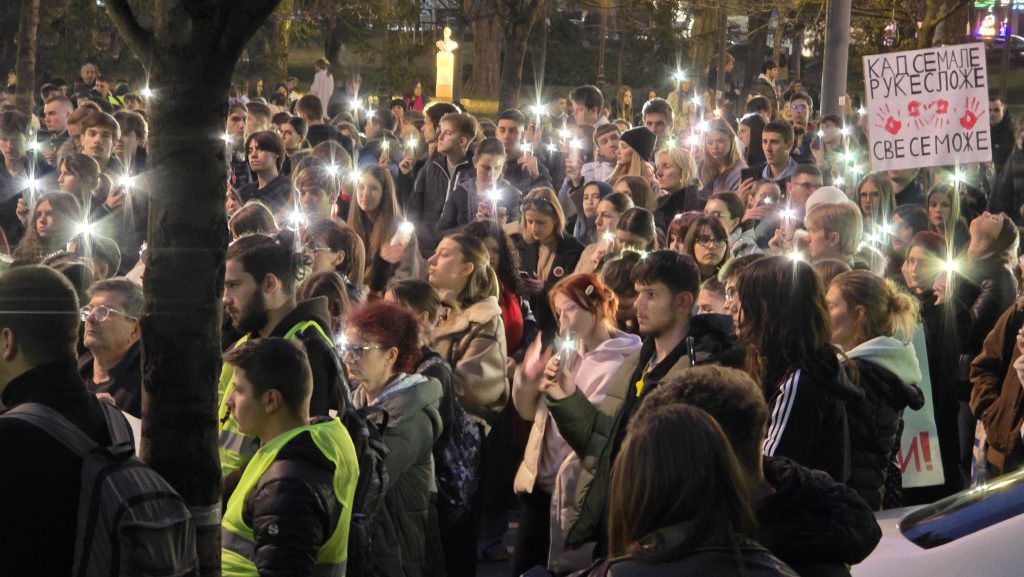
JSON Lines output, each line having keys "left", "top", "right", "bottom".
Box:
{"left": 0, "top": 402, "right": 97, "bottom": 456}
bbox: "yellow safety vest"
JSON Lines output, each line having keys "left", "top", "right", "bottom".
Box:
{"left": 221, "top": 418, "right": 358, "bottom": 577}
{"left": 218, "top": 320, "right": 332, "bottom": 478}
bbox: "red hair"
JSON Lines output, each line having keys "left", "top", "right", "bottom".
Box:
{"left": 548, "top": 273, "right": 618, "bottom": 330}
{"left": 346, "top": 302, "right": 422, "bottom": 373}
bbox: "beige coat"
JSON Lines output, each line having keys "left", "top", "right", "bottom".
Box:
{"left": 431, "top": 294, "right": 509, "bottom": 428}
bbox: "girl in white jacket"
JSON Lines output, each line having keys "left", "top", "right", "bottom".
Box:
{"left": 309, "top": 58, "right": 334, "bottom": 115}
{"left": 511, "top": 273, "right": 642, "bottom": 575}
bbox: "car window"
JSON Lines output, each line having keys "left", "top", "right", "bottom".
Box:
{"left": 901, "top": 468, "right": 1024, "bottom": 548}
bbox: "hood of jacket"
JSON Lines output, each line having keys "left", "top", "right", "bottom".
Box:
{"left": 847, "top": 336, "right": 924, "bottom": 411}
{"left": 356, "top": 372, "right": 443, "bottom": 439}
{"left": 582, "top": 330, "right": 642, "bottom": 361}
{"left": 433, "top": 293, "right": 502, "bottom": 339}
{"left": 267, "top": 296, "right": 333, "bottom": 339}
{"left": 756, "top": 455, "right": 881, "bottom": 568}
{"left": 689, "top": 313, "right": 742, "bottom": 365}
{"left": 801, "top": 348, "right": 865, "bottom": 404}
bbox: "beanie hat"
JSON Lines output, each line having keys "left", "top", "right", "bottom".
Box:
{"left": 620, "top": 127, "right": 657, "bottom": 163}
{"left": 805, "top": 185, "right": 853, "bottom": 215}
{"left": 910, "top": 231, "right": 946, "bottom": 258}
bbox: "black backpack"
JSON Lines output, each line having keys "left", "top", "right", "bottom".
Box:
{"left": 1, "top": 401, "right": 198, "bottom": 577}
{"left": 297, "top": 325, "right": 390, "bottom": 577}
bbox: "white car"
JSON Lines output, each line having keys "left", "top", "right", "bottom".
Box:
{"left": 853, "top": 468, "right": 1024, "bottom": 576}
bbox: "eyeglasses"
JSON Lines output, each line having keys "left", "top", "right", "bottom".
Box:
{"left": 341, "top": 344, "right": 385, "bottom": 361}
{"left": 522, "top": 197, "right": 555, "bottom": 211}
{"left": 696, "top": 235, "right": 726, "bottom": 247}
{"left": 305, "top": 243, "right": 333, "bottom": 254}
{"left": 80, "top": 305, "right": 138, "bottom": 323}
{"left": 724, "top": 286, "right": 737, "bottom": 303}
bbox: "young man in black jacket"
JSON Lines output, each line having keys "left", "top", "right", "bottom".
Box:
{"left": 639, "top": 365, "right": 882, "bottom": 577}
{"left": 0, "top": 266, "right": 115, "bottom": 575}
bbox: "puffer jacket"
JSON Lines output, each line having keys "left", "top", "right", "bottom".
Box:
{"left": 756, "top": 456, "right": 882, "bottom": 577}
{"left": 761, "top": 350, "right": 864, "bottom": 484}
{"left": 396, "top": 151, "right": 475, "bottom": 257}
{"left": 354, "top": 373, "right": 443, "bottom": 577}
{"left": 845, "top": 337, "right": 925, "bottom": 510}
{"left": 970, "top": 299, "right": 1024, "bottom": 476}
{"left": 431, "top": 293, "right": 509, "bottom": 428}
{"left": 961, "top": 254, "right": 1018, "bottom": 397}
{"left": 547, "top": 314, "right": 742, "bottom": 551}
{"left": 240, "top": 426, "right": 347, "bottom": 577}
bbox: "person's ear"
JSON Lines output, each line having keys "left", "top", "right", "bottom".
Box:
{"left": 0, "top": 328, "right": 17, "bottom": 361}
{"left": 384, "top": 346, "right": 400, "bottom": 371}
{"left": 263, "top": 273, "right": 280, "bottom": 295}
{"left": 677, "top": 291, "right": 695, "bottom": 312}
{"left": 263, "top": 388, "right": 284, "bottom": 414}
{"left": 828, "top": 231, "right": 841, "bottom": 248}
{"left": 332, "top": 250, "right": 346, "bottom": 268}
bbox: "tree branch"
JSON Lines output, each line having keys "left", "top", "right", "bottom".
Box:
{"left": 220, "top": 0, "right": 283, "bottom": 55}
{"left": 934, "top": 0, "right": 971, "bottom": 28}
{"left": 105, "top": 0, "right": 155, "bottom": 58}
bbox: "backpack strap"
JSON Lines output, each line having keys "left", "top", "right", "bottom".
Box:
{"left": 0, "top": 402, "right": 98, "bottom": 456}
{"left": 96, "top": 400, "right": 135, "bottom": 458}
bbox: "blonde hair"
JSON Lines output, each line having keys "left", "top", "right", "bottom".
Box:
{"left": 831, "top": 270, "right": 919, "bottom": 343}
{"left": 698, "top": 119, "right": 743, "bottom": 188}
{"left": 519, "top": 187, "right": 567, "bottom": 243}
{"left": 607, "top": 148, "right": 654, "bottom": 184}
{"left": 805, "top": 202, "right": 863, "bottom": 257}
{"left": 657, "top": 148, "right": 698, "bottom": 190}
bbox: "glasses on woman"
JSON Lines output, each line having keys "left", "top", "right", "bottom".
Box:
{"left": 80, "top": 305, "right": 138, "bottom": 323}
{"left": 522, "top": 197, "right": 555, "bottom": 212}
{"left": 304, "top": 243, "right": 333, "bottom": 253}
{"left": 696, "top": 235, "right": 726, "bottom": 248}
{"left": 341, "top": 343, "right": 385, "bottom": 361}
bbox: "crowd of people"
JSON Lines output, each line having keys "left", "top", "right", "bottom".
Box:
{"left": 2, "top": 55, "right": 1024, "bottom": 576}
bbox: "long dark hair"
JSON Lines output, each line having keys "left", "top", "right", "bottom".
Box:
{"left": 13, "top": 192, "right": 82, "bottom": 264}
{"left": 736, "top": 255, "right": 835, "bottom": 394}
{"left": 463, "top": 219, "right": 527, "bottom": 298}
{"left": 608, "top": 404, "right": 756, "bottom": 560}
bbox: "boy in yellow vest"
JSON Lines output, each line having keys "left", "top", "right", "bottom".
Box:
{"left": 221, "top": 337, "right": 357, "bottom": 577}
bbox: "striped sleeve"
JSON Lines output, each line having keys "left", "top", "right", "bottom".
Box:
{"left": 763, "top": 369, "right": 801, "bottom": 457}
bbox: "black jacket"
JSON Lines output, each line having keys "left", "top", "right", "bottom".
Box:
{"left": 991, "top": 113, "right": 1018, "bottom": 175}
{"left": 396, "top": 151, "right": 475, "bottom": 257}
{"left": 238, "top": 426, "right": 343, "bottom": 577}
{"left": 761, "top": 351, "right": 864, "bottom": 483}
{"left": 79, "top": 340, "right": 143, "bottom": 418}
{"left": 655, "top": 185, "right": 703, "bottom": 230}
{"left": 263, "top": 297, "right": 338, "bottom": 415}
{"left": 994, "top": 147, "right": 1024, "bottom": 225}
{"left": 756, "top": 456, "right": 882, "bottom": 577}
{"left": 602, "top": 540, "right": 798, "bottom": 577}
{"left": 516, "top": 234, "right": 585, "bottom": 338}
{"left": 305, "top": 124, "right": 354, "bottom": 158}
{"left": 847, "top": 354, "right": 924, "bottom": 509}
{"left": 502, "top": 153, "right": 552, "bottom": 195}
{"left": 239, "top": 174, "right": 292, "bottom": 215}
{"left": 963, "top": 255, "right": 1018, "bottom": 362}
{"left": 0, "top": 359, "right": 113, "bottom": 577}
{"left": 894, "top": 178, "right": 926, "bottom": 207}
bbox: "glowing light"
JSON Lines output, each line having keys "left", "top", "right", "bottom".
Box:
{"left": 686, "top": 134, "right": 700, "bottom": 146}
{"left": 398, "top": 220, "right": 415, "bottom": 237}
{"left": 950, "top": 170, "right": 965, "bottom": 184}
{"left": 673, "top": 69, "right": 688, "bottom": 82}
{"left": 221, "top": 133, "right": 232, "bottom": 144}
{"left": 559, "top": 336, "right": 576, "bottom": 354}
{"left": 690, "top": 95, "right": 702, "bottom": 107}
{"left": 28, "top": 140, "right": 43, "bottom": 153}
{"left": 558, "top": 128, "right": 572, "bottom": 140}
{"left": 942, "top": 259, "right": 960, "bottom": 274}
{"left": 404, "top": 137, "right": 418, "bottom": 152}
{"left": 287, "top": 211, "right": 307, "bottom": 228}
{"left": 350, "top": 99, "right": 363, "bottom": 112}
{"left": 841, "top": 151, "right": 855, "bottom": 164}
{"left": 347, "top": 171, "right": 362, "bottom": 185}
{"left": 664, "top": 138, "right": 677, "bottom": 150}
{"left": 696, "top": 120, "right": 710, "bottom": 133}
{"left": 326, "top": 164, "right": 340, "bottom": 177}
{"left": 601, "top": 231, "right": 615, "bottom": 243}
{"left": 390, "top": 220, "right": 415, "bottom": 246}
{"left": 840, "top": 126, "right": 851, "bottom": 137}
{"left": 866, "top": 232, "right": 881, "bottom": 244}
{"left": 22, "top": 177, "right": 41, "bottom": 191}
{"left": 521, "top": 142, "right": 533, "bottom": 155}
{"left": 486, "top": 188, "right": 503, "bottom": 203}
{"left": 141, "top": 87, "right": 154, "bottom": 99}
{"left": 380, "top": 140, "right": 390, "bottom": 155}
{"left": 782, "top": 208, "right": 796, "bottom": 221}
{"left": 851, "top": 165, "right": 864, "bottom": 176}
{"left": 365, "top": 109, "right": 376, "bottom": 121}
{"left": 546, "top": 143, "right": 557, "bottom": 153}
{"left": 530, "top": 104, "right": 547, "bottom": 117}
{"left": 788, "top": 250, "right": 804, "bottom": 262}
{"left": 569, "top": 138, "right": 584, "bottom": 150}
{"left": 834, "top": 176, "right": 846, "bottom": 187}
{"left": 713, "top": 108, "right": 721, "bottom": 119}
{"left": 763, "top": 197, "right": 774, "bottom": 205}
{"left": 881, "top": 223, "right": 893, "bottom": 235}
{"left": 857, "top": 106, "right": 867, "bottom": 116}
{"left": 118, "top": 175, "right": 135, "bottom": 189}
{"left": 335, "top": 333, "right": 348, "bottom": 351}
{"left": 816, "top": 129, "right": 825, "bottom": 138}
{"left": 75, "top": 221, "right": 95, "bottom": 237}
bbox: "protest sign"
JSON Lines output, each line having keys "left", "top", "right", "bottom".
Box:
{"left": 863, "top": 43, "right": 991, "bottom": 172}
{"left": 898, "top": 324, "right": 945, "bottom": 488}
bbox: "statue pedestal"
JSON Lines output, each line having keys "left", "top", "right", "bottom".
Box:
{"left": 436, "top": 51, "right": 454, "bottom": 102}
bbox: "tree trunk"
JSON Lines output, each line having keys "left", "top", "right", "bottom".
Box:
{"left": 268, "top": 0, "right": 293, "bottom": 82}
{"left": 597, "top": 1, "right": 607, "bottom": 85}
{"left": 13, "top": 0, "right": 39, "bottom": 116}
{"left": 104, "top": 1, "right": 282, "bottom": 574}
{"left": 464, "top": 0, "right": 502, "bottom": 97}
{"left": 499, "top": 10, "right": 540, "bottom": 112}
{"left": 743, "top": 10, "right": 769, "bottom": 96}
{"left": 536, "top": 7, "right": 548, "bottom": 87}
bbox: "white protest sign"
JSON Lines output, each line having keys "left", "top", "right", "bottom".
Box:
{"left": 898, "top": 324, "right": 945, "bottom": 488}
{"left": 863, "top": 43, "right": 992, "bottom": 172}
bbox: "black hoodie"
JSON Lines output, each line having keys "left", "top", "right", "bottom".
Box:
{"left": 265, "top": 296, "right": 336, "bottom": 416}
{"left": 756, "top": 456, "right": 882, "bottom": 577}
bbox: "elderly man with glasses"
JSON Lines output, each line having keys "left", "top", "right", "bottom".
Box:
{"left": 78, "top": 277, "right": 144, "bottom": 418}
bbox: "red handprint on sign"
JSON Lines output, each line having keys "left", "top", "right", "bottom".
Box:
{"left": 875, "top": 103, "right": 902, "bottom": 136}
{"left": 935, "top": 99, "right": 949, "bottom": 114}
{"left": 959, "top": 96, "right": 985, "bottom": 131}
{"left": 907, "top": 101, "right": 922, "bottom": 117}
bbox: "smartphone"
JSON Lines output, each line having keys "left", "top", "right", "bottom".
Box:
{"left": 519, "top": 270, "right": 531, "bottom": 279}
{"left": 740, "top": 167, "right": 759, "bottom": 182}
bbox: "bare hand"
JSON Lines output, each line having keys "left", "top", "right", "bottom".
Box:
{"left": 398, "top": 157, "right": 413, "bottom": 176}
{"left": 523, "top": 272, "right": 544, "bottom": 294}
{"left": 105, "top": 187, "right": 125, "bottom": 211}
{"left": 378, "top": 152, "right": 390, "bottom": 169}
{"left": 737, "top": 177, "right": 756, "bottom": 203}
{"left": 743, "top": 205, "right": 770, "bottom": 222}
{"left": 519, "top": 153, "right": 540, "bottom": 179}
{"left": 15, "top": 198, "right": 29, "bottom": 226}
{"left": 767, "top": 228, "right": 792, "bottom": 254}
{"left": 380, "top": 241, "right": 405, "bottom": 264}
{"left": 565, "top": 155, "right": 582, "bottom": 184}
{"left": 539, "top": 356, "right": 576, "bottom": 400}
{"left": 521, "top": 334, "right": 552, "bottom": 384}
